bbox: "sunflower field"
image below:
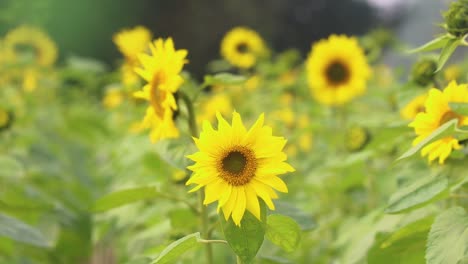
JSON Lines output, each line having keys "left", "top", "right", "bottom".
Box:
{"left": 1, "top": 0, "right": 468, "bottom": 263}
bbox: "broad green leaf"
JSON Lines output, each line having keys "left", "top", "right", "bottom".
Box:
{"left": 203, "top": 73, "right": 246, "bottom": 86}
{"left": 0, "top": 212, "right": 51, "bottom": 248}
{"left": 0, "top": 156, "right": 24, "bottom": 178}
{"left": 408, "top": 35, "right": 451, "bottom": 53}
{"left": 436, "top": 37, "right": 461, "bottom": 72}
{"left": 385, "top": 176, "right": 448, "bottom": 214}
{"left": 151, "top": 232, "right": 201, "bottom": 264}
{"left": 396, "top": 119, "right": 457, "bottom": 161}
{"left": 449, "top": 102, "right": 468, "bottom": 116}
{"left": 220, "top": 202, "right": 267, "bottom": 264}
{"left": 367, "top": 216, "right": 433, "bottom": 264}
{"left": 426, "top": 207, "right": 468, "bottom": 264}
{"left": 265, "top": 214, "right": 301, "bottom": 252}
{"left": 93, "top": 186, "right": 160, "bottom": 213}
{"left": 274, "top": 201, "right": 316, "bottom": 231}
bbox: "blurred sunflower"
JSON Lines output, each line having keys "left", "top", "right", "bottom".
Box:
{"left": 306, "top": 35, "right": 371, "bottom": 106}
{"left": 133, "top": 38, "right": 188, "bottom": 143}
{"left": 409, "top": 81, "right": 468, "bottom": 164}
{"left": 113, "top": 26, "right": 152, "bottom": 85}
{"left": 4, "top": 25, "right": 57, "bottom": 67}
{"left": 103, "top": 88, "right": 125, "bottom": 109}
{"left": 444, "top": 65, "right": 461, "bottom": 82}
{"left": 400, "top": 94, "right": 428, "bottom": 120}
{"left": 197, "top": 93, "right": 233, "bottom": 124}
{"left": 221, "top": 27, "right": 268, "bottom": 69}
{"left": 187, "top": 112, "right": 294, "bottom": 226}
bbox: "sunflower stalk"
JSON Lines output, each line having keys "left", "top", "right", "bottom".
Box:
{"left": 178, "top": 90, "right": 214, "bottom": 264}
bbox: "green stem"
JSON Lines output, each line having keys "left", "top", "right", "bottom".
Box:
{"left": 179, "top": 91, "right": 213, "bottom": 264}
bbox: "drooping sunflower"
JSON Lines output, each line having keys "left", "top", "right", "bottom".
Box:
{"left": 220, "top": 27, "right": 268, "bottom": 69}
{"left": 186, "top": 112, "right": 295, "bottom": 226}
{"left": 133, "top": 38, "right": 188, "bottom": 143}
{"left": 113, "top": 26, "right": 152, "bottom": 85}
{"left": 400, "top": 94, "right": 428, "bottom": 120}
{"left": 4, "top": 25, "right": 57, "bottom": 67}
{"left": 306, "top": 35, "right": 371, "bottom": 106}
{"left": 409, "top": 81, "right": 468, "bottom": 164}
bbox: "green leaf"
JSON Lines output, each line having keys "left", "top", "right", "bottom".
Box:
{"left": 385, "top": 176, "right": 448, "bottom": 214}
{"left": 93, "top": 186, "right": 160, "bottom": 213}
{"left": 408, "top": 35, "right": 451, "bottom": 53}
{"left": 449, "top": 102, "right": 468, "bottom": 116}
{"left": 0, "top": 156, "right": 25, "bottom": 178}
{"left": 220, "top": 202, "right": 267, "bottom": 264}
{"left": 155, "top": 138, "right": 195, "bottom": 170}
{"left": 396, "top": 119, "right": 457, "bottom": 161}
{"left": 436, "top": 37, "right": 461, "bottom": 72}
{"left": 203, "top": 73, "right": 247, "bottom": 86}
{"left": 0, "top": 212, "right": 51, "bottom": 248}
{"left": 367, "top": 216, "right": 433, "bottom": 264}
{"left": 151, "top": 232, "right": 201, "bottom": 264}
{"left": 265, "top": 214, "right": 301, "bottom": 253}
{"left": 426, "top": 207, "right": 468, "bottom": 264}
{"left": 274, "top": 201, "right": 316, "bottom": 231}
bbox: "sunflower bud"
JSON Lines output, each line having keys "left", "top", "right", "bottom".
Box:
{"left": 345, "top": 126, "right": 370, "bottom": 152}
{"left": 0, "top": 108, "right": 13, "bottom": 132}
{"left": 444, "top": 0, "right": 468, "bottom": 37}
{"left": 410, "top": 58, "right": 437, "bottom": 86}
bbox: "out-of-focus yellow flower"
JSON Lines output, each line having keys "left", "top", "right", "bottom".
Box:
{"left": 186, "top": 112, "right": 295, "bottom": 226}
{"left": 298, "top": 134, "right": 313, "bottom": 152}
{"left": 172, "top": 169, "right": 187, "bottom": 183}
{"left": 279, "top": 93, "right": 294, "bottom": 106}
{"left": 306, "top": 35, "right": 371, "bottom": 106}
{"left": 274, "top": 108, "right": 295, "bottom": 127}
{"left": 22, "top": 68, "right": 38, "bottom": 92}
{"left": 4, "top": 25, "right": 57, "bottom": 67}
{"left": 286, "top": 144, "right": 298, "bottom": 157}
{"left": 133, "top": 38, "right": 188, "bottom": 143}
{"left": 444, "top": 65, "right": 461, "bottom": 82}
{"left": 374, "top": 64, "right": 394, "bottom": 88}
{"left": 279, "top": 70, "right": 298, "bottom": 86}
{"left": 400, "top": 94, "right": 428, "bottom": 120}
{"left": 103, "top": 88, "right": 124, "bottom": 109}
{"left": 198, "top": 93, "right": 233, "bottom": 124}
{"left": 113, "top": 26, "right": 152, "bottom": 64}
{"left": 245, "top": 75, "right": 261, "bottom": 91}
{"left": 221, "top": 27, "right": 268, "bottom": 69}
{"left": 409, "top": 81, "right": 468, "bottom": 164}
{"left": 297, "top": 114, "right": 310, "bottom": 129}
{"left": 113, "top": 26, "right": 152, "bottom": 86}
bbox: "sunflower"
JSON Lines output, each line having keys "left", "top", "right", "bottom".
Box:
{"left": 113, "top": 26, "right": 152, "bottom": 85}
{"left": 103, "top": 88, "right": 124, "bottom": 109}
{"left": 400, "top": 94, "right": 428, "bottom": 120}
{"left": 220, "top": 27, "right": 268, "bottom": 69}
{"left": 4, "top": 25, "right": 57, "bottom": 67}
{"left": 133, "top": 38, "right": 188, "bottom": 143}
{"left": 345, "top": 126, "right": 370, "bottom": 152}
{"left": 306, "top": 35, "right": 371, "bottom": 106}
{"left": 197, "top": 93, "right": 233, "bottom": 124}
{"left": 186, "top": 112, "right": 295, "bottom": 226}
{"left": 409, "top": 81, "right": 468, "bottom": 164}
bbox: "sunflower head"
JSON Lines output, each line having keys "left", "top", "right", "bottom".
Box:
{"left": 113, "top": 26, "right": 152, "bottom": 64}
{"left": 186, "top": 112, "right": 294, "bottom": 226}
{"left": 443, "top": 0, "right": 468, "bottom": 37}
{"left": 410, "top": 58, "right": 437, "bottom": 87}
{"left": 345, "top": 126, "right": 370, "bottom": 152}
{"left": 306, "top": 35, "right": 371, "bottom": 106}
{"left": 133, "top": 38, "right": 188, "bottom": 143}
{"left": 221, "top": 27, "right": 268, "bottom": 69}
{"left": 409, "top": 81, "right": 468, "bottom": 164}
{"left": 400, "top": 94, "right": 428, "bottom": 120}
{"left": 103, "top": 88, "right": 125, "bottom": 109}
{"left": 4, "top": 25, "right": 57, "bottom": 67}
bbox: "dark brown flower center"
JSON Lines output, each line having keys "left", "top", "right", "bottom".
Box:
{"left": 439, "top": 110, "right": 462, "bottom": 126}
{"left": 325, "top": 61, "right": 349, "bottom": 86}
{"left": 236, "top": 42, "right": 249, "bottom": 53}
{"left": 218, "top": 146, "right": 257, "bottom": 186}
